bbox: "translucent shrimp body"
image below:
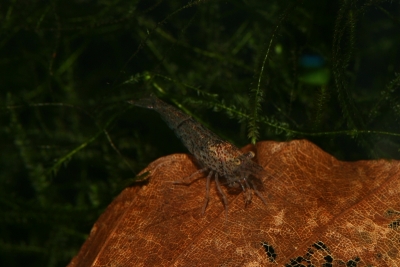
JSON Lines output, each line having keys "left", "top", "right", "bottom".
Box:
{"left": 129, "top": 96, "right": 267, "bottom": 214}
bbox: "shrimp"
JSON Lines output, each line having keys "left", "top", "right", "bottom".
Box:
{"left": 128, "top": 95, "right": 267, "bottom": 214}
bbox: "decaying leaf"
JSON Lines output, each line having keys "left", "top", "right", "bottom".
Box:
{"left": 68, "top": 140, "right": 400, "bottom": 267}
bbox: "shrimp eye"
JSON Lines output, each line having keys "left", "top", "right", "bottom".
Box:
{"left": 234, "top": 158, "right": 241, "bottom": 165}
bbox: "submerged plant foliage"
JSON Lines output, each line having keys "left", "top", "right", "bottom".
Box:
{"left": 1, "top": 0, "right": 400, "bottom": 266}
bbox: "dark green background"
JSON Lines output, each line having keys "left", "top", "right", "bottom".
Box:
{"left": 1, "top": 0, "right": 400, "bottom": 266}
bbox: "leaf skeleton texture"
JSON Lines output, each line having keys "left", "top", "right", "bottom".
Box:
{"left": 128, "top": 95, "right": 268, "bottom": 214}
{"left": 68, "top": 140, "right": 400, "bottom": 267}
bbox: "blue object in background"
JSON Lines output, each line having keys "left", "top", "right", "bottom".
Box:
{"left": 300, "top": 54, "right": 325, "bottom": 68}
{"left": 298, "top": 53, "right": 330, "bottom": 85}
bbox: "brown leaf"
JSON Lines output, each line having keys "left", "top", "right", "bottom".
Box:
{"left": 68, "top": 140, "right": 400, "bottom": 267}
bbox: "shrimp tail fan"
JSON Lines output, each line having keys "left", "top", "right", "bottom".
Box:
{"left": 127, "top": 94, "right": 158, "bottom": 109}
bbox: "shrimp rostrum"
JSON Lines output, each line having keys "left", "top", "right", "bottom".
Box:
{"left": 128, "top": 95, "right": 267, "bottom": 214}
